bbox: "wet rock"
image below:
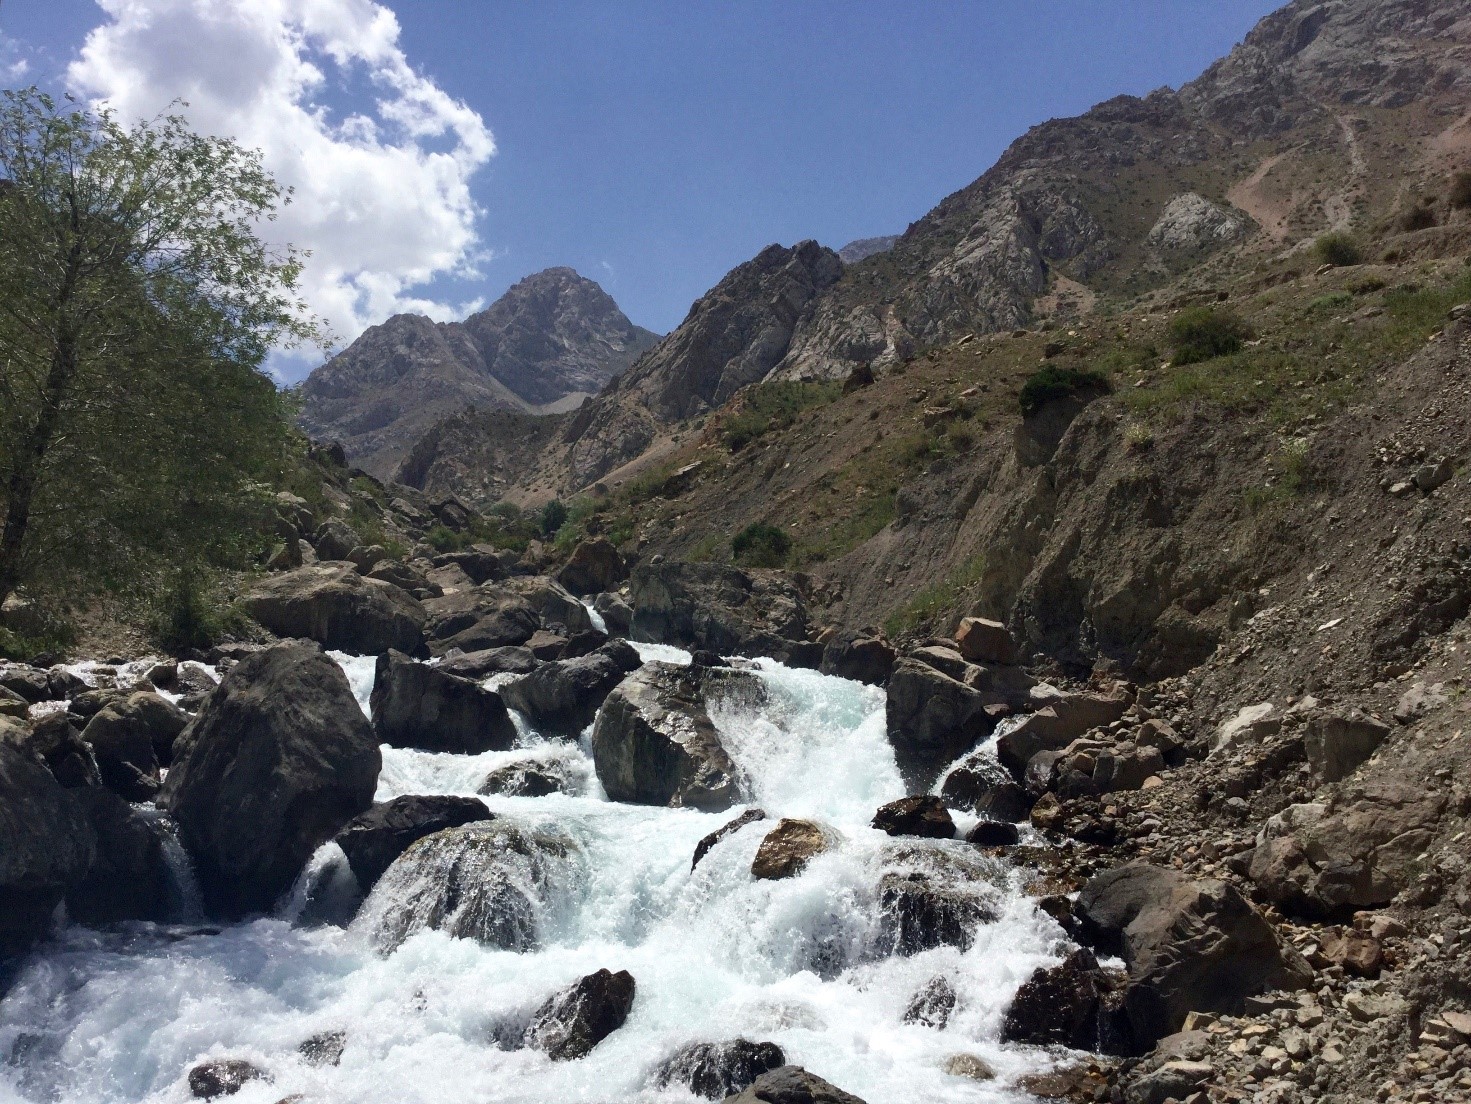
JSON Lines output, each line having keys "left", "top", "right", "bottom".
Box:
{"left": 722, "top": 1064, "right": 867, "bottom": 1104}
{"left": 1076, "top": 863, "right": 1312, "bottom": 1048}
{"left": 996, "top": 688, "right": 1132, "bottom": 775}
{"left": 1303, "top": 709, "right": 1391, "bottom": 783}
{"left": 241, "top": 562, "right": 427, "bottom": 655}
{"left": 692, "top": 808, "right": 767, "bottom": 870}
{"left": 940, "top": 750, "right": 1031, "bottom": 820}
{"left": 23, "top": 712, "right": 101, "bottom": 788}
{"left": 954, "top": 617, "right": 1018, "bottom": 665}
{"left": 819, "top": 632, "right": 896, "bottom": 686}
{"left": 360, "top": 820, "right": 572, "bottom": 952}
{"left": 187, "top": 1058, "right": 264, "bottom": 1099}
{"left": 333, "top": 794, "right": 493, "bottom": 892}
{"left": 525, "top": 968, "right": 636, "bottom": 1061}
{"left": 1001, "top": 948, "right": 1104, "bottom": 1049}
{"left": 160, "top": 641, "right": 381, "bottom": 919}
{"left": 751, "top": 818, "right": 832, "bottom": 880}
{"left": 297, "top": 1031, "right": 346, "bottom": 1067}
{"left": 871, "top": 795, "right": 955, "bottom": 839}
{"left": 593, "top": 662, "right": 742, "bottom": 810}
{"left": 654, "top": 1039, "right": 786, "bottom": 1099}
{"left": 437, "top": 645, "right": 539, "bottom": 679}
{"left": 966, "top": 820, "right": 1019, "bottom": 846}
{"left": 629, "top": 561, "right": 814, "bottom": 664}
{"left": 79, "top": 692, "right": 188, "bottom": 800}
{"left": 942, "top": 1054, "right": 995, "bottom": 1081}
{"left": 592, "top": 591, "right": 633, "bottom": 636}
{"left": 557, "top": 538, "right": 627, "bottom": 596}
{"left": 478, "top": 760, "right": 571, "bottom": 798}
{"left": 46, "top": 666, "right": 88, "bottom": 699}
{"left": 65, "top": 788, "right": 173, "bottom": 924}
{"left": 876, "top": 870, "right": 998, "bottom": 955}
{"left": 0, "top": 664, "right": 50, "bottom": 702}
{"left": 903, "top": 976, "right": 957, "bottom": 1027}
{"left": 0, "top": 742, "right": 96, "bottom": 954}
{"left": 422, "top": 586, "right": 539, "bottom": 655}
{"left": 506, "top": 575, "right": 595, "bottom": 634}
{"left": 370, "top": 650, "right": 517, "bottom": 754}
{"left": 885, "top": 658, "right": 994, "bottom": 790}
{"left": 501, "top": 639, "right": 643, "bottom": 735}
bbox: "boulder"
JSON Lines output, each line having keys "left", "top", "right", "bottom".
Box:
{"left": 751, "top": 819, "right": 831, "bottom": 880}
{"left": 903, "top": 976, "right": 956, "bottom": 1027}
{"left": 524, "top": 968, "right": 636, "bottom": 1061}
{"left": 501, "top": 640, "right": 642, "bottom": 735}
{"left": 629, "top": 561, "right": 814, "bottom": 664}
{"left": 885, "top": 658, "right": 993, "bottom": 790}
{"left": 943, "top": 1054, "right": 996, "bottom": 1081}
{"left": 0, "top": 742, "right": 97, "bottom": 954}
{"left": 876, "top": 870, "right": 998, "bottom": 955}
{"left": 1210, "top": 702, "right": 1279, "bottom": 755}
{"left": 79, "top": 692, "right": 189, "bottom": 800}
{"left": 505, "top": 575, "right": 594, "bottom": 633}
{"left": 369, "top": 650, "right": 517, "bottom": 754}
{"left": 1092, "top": 743, "right": 1166, "bottom": 794}
{"left": 432, "top": 547, "right": 506, "bottom": 586}
{"left": 871, "top": 795, "right": 955, "bottom": 839}
{"left": 525, "top": 629, "right": 570, "bottom": 660}
{"left": 655, "top": 1039, "right": 786, "bottom": 1099}
{"left": 1076, "top": 863, "right": 1312, "bottom": 1048}
{"left": 1001, "top": 948, "right": 1105, "bottom": 1049}
{"left": 65, "top": 788, "right": 174, "bottom": 924}
{"left": 910, "top": 645, "right": 969, "bottom": 681}
{"left": 298, "top": 1031, "right": 346, "bottom": 1067}
{"left": 46, "top": 666, "right": 88, "bottom": 699}
{"left": 422, "top": 586, "right": 540, "bottom": 656}
{"left": 0, "top": 686, "right": 28, "bottom": 718}
{"left": 819, "top": 632, "right": 895, "bottom": 686}
{"left": 997, "top": 688, "right": 1132, "bottom": 776}
{"left": 159, "top": 641, "right": 381, "bottom": 919}
{"left": 966, "top": 820, "right": 1020, "bottom": 846}
{"left": 954, "top": 617, "right": 1018, "bottom": 665}
{"left": 22, "top": 712, "right": 102, "bottom": 788}
{"left": 592, "top": 591, "right": 633, "bottom": 636}
{"left": 312, "top": 518, "right": 359, "bottom": 561}
{"left": 437, "top": 646, "right": 539, "bottom": 679}
{"left": 332, "top": 795, "right": 493, "bottom": 892}
{"left": 366, "top": 558, "right": 438, "bottom": 598}
{"left": 479, "top": 760, "right": 573, "bottom": 797}
{"left": 1304, "top": 710, "right": 1392, "bottom": 783}
{"left": 1123, "top": 1061, "right": 1215, "bottom": 1104}
{"left": 358, "top": 820, "right": 573, "bottom": 952}
{"left": 242, "top": 562, "right": 427, "bottom": 655}
{"left": 692, "top": 808, "right": 767, "bottom": 870}
{"left": 0, "top": 664, "right": 50, "bottom": 702}
{"left": 592, "top": 662, "right": 742, "bottom": 810}
{"left": 940, "top": 750, "right": 1031, "bottom": 821}
{"left": 722, "top": 1065, "right": 867, "bottom": 1104}
{"left": 557, "top": 538, "right": 627, "bottom": 596}
{"left": 187, "top": 1058, "right": 265, "bottom": 1099}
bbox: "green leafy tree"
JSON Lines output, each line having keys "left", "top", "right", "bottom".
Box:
{"left": 0, "top": 89, "right": 320, "bottom": 609}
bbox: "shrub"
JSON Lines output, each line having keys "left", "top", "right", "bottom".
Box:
{"left": 1398, "top": 204, "right": 1436, "bottom": 232}
{"left": 1314, "top": 232, "right": 1362, "bottom": 267}
{"left": 539, "top": 499, "right": 569, "bottom": 538}
{"left": 1017, "top": 366, "right": 1110, "bottom": 416}
{"left": 1169, "top": 306, "right": 1250, "bottom": 366}
{"left": 721, "top": 381, "right": 841, "bottom": 451}
{"left": 151, "top": 573, "right": 248, "bottom": 653}
{"left": 1450, "top": 171, "right": 1471, "bottom": 210}
{"left": 731, "top": 522, "right": 791, "bottom": 568}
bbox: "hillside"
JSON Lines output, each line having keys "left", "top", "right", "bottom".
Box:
{"left": 297, "top": 267, "right": 659, "bottom": 478}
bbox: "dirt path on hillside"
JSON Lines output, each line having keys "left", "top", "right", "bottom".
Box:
{"left": 1227, "top": 151, "right": 1294, "bottom": 241}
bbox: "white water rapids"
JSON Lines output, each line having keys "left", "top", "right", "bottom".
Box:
{"left": 0, "top": 647, "right": 1070, "bottom": 1104}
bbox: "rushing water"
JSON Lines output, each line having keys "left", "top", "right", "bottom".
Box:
{"left": 0, "top": 649, "right": 1068, "bottom": 1104}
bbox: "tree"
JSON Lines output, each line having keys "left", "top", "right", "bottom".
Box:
{"left": 0, "top": 89, "right": 320, "bottom": 610}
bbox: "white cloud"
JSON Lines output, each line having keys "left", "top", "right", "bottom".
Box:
{"left": 1, "top": 33, "right": 33, "bottom": 82}
{"left": 67, "top": 0, "right": 495, "bottom": 372}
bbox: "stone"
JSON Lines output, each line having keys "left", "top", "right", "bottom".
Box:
{"left": 242, "top": 563, "right": 427, "bottom": 655}
{"left": 478, "top": 760, "right": 571, "bottom": 798}
{"left": 159, "top": 641, "right": 381, "bottom": 919}
{"left": 524, "top": 968, "right": 636, "bottom": 1061}
{"left": 885, "top": 658, "right": 994, "bottom": 790}
{"left": 524, "top": 629, "right": 569, "bottom": 660}
{"left": 1093, "top": 743, "right": 1166, "bottom": 794}
{"left": 0, "top": 741, "right": 97, "bottom": 954}
{"left": 298, "top": 1031, "right": 346, "bottom": 1067}
{"left": 65, "top": 788, "right": 174, "bottom": 924}
{"left": 1304, "top": 709, "right": 1392, "bottom": 783}
{"left": 79, "top": 692, "right": 188, "bottom": 800}
{"left": 592, "top": 591, "right": 633, "bottom": 637}
{"left": 592, "top": 662, "right": 742, "bottom": 810}
{"left": 369, "top": 650, "right": 517, "bottom": 754}
{"left": 1124, "top": 1061, "right": 1215, "bottom": 1104}
{"left": 692, "top": 808, "right": 767, "bottom": 871}
{"left": 954, "top": 617, "right": 1018, "bottom": 665}
{"left": 819, "top": 632, "right": 896, "bottom": 686}
{"left": 997, "top": 688, "right": 1133, "bottom": 775}
{"left": 187, "top": 1058, "right": 265, "bottom": 1099}
{"left": 332, "top": 794, "right": 492, "bottom": 892}
{"left": 875, "top": 870, "right": 998, "bottom": 955}
{"left": 870, "top": 795, "right": 955, "bottom": 839}
{"left": 967, "top": 820, "right": 1020, "bottom": 846}
{"left": 1393, "top": 681, "right": 1449, "bottom": 724}
{"left": 1211, "top": 703, "right": 1279, "bottom": 755}
{"left": 501, "top": 639, "right": 643, "bottom": 735}
{"left": 422, "top": 586, "right": 540, "bottom": 655}
{"left": 751, "top": 819, "right": 831, "bottom": 880}
{"left": 1321, "top": 929, "right": 1383, "bottom": 976}
{"left": 312, "top": 518, "right": 359, "bottom": 561}
{"left": 1077, "top": 863, "right": 1312, "bottom": 1049}
{"left": 903, "top": 976, "right": 957, "bottom": 1027}
{"left": 23, "top": 712, "right": 102, "bottom": 788}
{"left": 505, "top": 575, "right": 594, "bottom": 634}
{"left": 1413, "top": 457, "right": 1454, "bottom": 492}
{"left": 557, "top": 538, "right": 627, "bottom": 596}
{"left": 628, "top": 561, "right": 814, "bottom": 664}
{"left": 436, "top": 646, "right": 539, "bottom": 679}
{"left": 1344, "top": 990, "right": 1409, "bottom": 1022}
{"left": 721, "top": 1065, "right": 867, "bottom": 1104}
{"left": 0, "top": 664, "right": 50, "bottom": 702}
{"left": 1001, "top": 948, "right": 1104, "bottom": 1049}
{"left": 911, "top": 645, "right": 969, "bottom": 681}
{"left": 943, "top": 1054, "right": 996, "bottom": 1080}
{"left": 940, "top": 750, "right": 1031, "bottom": 821}
{"left": 654, "top": 1039, "right": 786, "bottom": 1099}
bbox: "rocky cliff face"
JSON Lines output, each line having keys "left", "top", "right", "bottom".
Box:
{"left": 298, "top": 268, "right": 658, "bottom": 478}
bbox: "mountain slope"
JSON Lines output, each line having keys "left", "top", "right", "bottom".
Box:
{"left": 298, "top": 268, "right": 659, "bottom": 477}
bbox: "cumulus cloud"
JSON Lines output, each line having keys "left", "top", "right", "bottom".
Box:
{"left": 68, "top": 0, "right": 495, "bottom": 374}
{"left": 1, "top": 34, "right": 33, "bottom": 82}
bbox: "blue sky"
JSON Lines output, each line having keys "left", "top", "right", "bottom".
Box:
{"left": 2, "top": 1, "right": 1282, "bottom": 379}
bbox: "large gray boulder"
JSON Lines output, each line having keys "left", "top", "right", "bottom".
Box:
{"left": 722, "top": 1065, "right": 867, "bottom": 1104}
{"left": 1077, "top": 863, "right": 1312, "bottom": 1048}
{"left": 997, "top": 687, "right": 1133, "bottom": 775}
{"left": 65, "top": 788, "right": 175, "bottom": 924}
{"left": 242, "top": 562, "right": 427, "bottom": 655}
{"left": 0, "top": 742, "right": 97, "bottom": 954}
{"left": 370, "top": 650, "right": 517, "bottom": 753}
{"left": 884, "top": 658, "right": 993, "bottom": 790}
{"left": 79, "top": 691, "right": 189, "bottom": 801}
{"left": 557, "top": 538, "right": 626, "bottom": 596}
{"left": 422, "top": 585, "right": 540, "bottom": 656}
{"left": 500, "top": 639, "right": 642, "bottom": 735}
{"left": 159, "top": 641, "right": 381, "bottom": 919}
{"left": 629, "top": 561, "right": 817, "bottom": 665}
{"left": 1303, "top": 709, "right": 1392, "bottom": 783}
{"left": 332, "top": 794, "right": 493, "bottom": 892}
{"left": 524, "top": 968, "right": 636, "bottom": 1060}
{"left": 655, "top": 1039, "right": 786, "bottom": 1099}
{"left": 591, "top": 662, "right": 742, "bottom": 810}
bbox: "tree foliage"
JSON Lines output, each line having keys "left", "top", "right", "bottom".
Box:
{"left": 0, "top": 89, "right": 320, "bottom": 609}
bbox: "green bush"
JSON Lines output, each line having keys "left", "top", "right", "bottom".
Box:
{"left": 1017, "top": 366, "right": 1110, "bottom": 416}
{"left": 1398, "top": 204, "right": 1436, "bottom": 232}
{"left": 722, "top": 381, "right": 841, "bottom": 451}
{"left": 1314, "top": 232, "right": 1362, "bottom": 267}
{"left": 1169, "top": 306, "right": 1250, "bottom": 366}
{"left": 731, "top": 522, "right": 791, "bottom": 568}
{"left": 151, "top": 573, "right": 248, "bottom": 653}
{"left": 1449, "top": 171, "right": 1471, "bottom": 210}
{"left": 539, "top": 499, "right": 569, "bottom": 538}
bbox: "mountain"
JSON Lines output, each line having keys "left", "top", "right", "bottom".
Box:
{"left": 836, "top": 235, "right": 899, "bottom": 264}
{"left": 297, "top": 268, "right": 659, "bottom": 477}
